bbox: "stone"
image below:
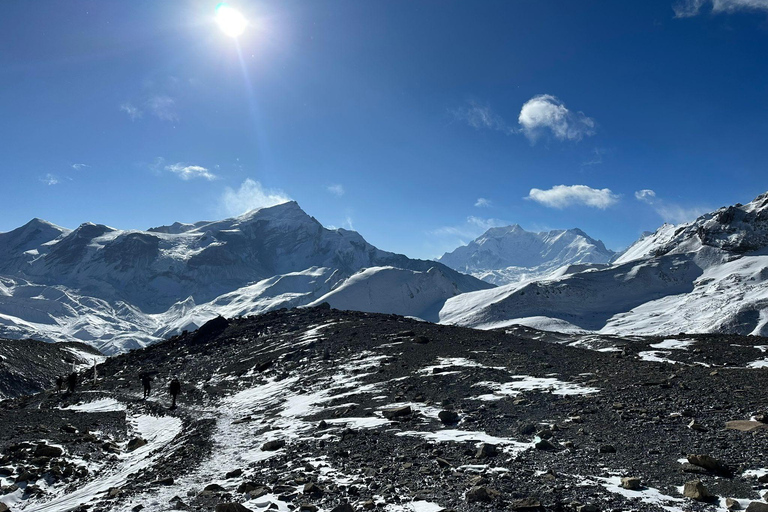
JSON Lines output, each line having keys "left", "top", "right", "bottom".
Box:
{"left": 330, "top": 505, "right": 355, "bottom": 512}
{"left": 687, "top": 454, "right": 732, "bottom": 476}
{"left": 413, "top": 336, "right": 430, "bottom": 344}
{"left": 511, "top": 498, "right": 545, "bottom": 511}
{"left": 466, "top": 486, "right": 500, "bottom": 503}
{"left": 225, "top": 469, "right": 243, "bottom": 479}
{"left": 726, "top": 498, "right": 741, "bottom": 510}
{"left": 382, "top": 406, "right": 412, "bottom": 420}
{"left": 0, "top": 503, "right": 8, "bottom": 512}
{"left": 108, "top": 487, "right": 121, "bottom": 498}
{"left": 475, "top": 443, "right": 498, "bottom": 458}
{"left": 436, "top": 457, "right": 451, "bottom": 468}
{"left": 746, "top": 503, "right": 768, "bottom": 512}
{"left": 126, "top": 437, "right": 147, "bottom": 452}
{"left": 204, "top": 483, "right": 228, "bottom": 493}
{"left": 598, "top": 445, "right": 616, "bottom": 454}
{"left": 535, "top": 439, "right": 557, "bottom": 451}
{"left": 578, "top": 505, "right": 600, "bottom": 512}
{"left": 683, "top": 480, "right": 712, "bottom": 501}
{"left": 758, "top": 474, "right": 768, "bottom": 484}
{"left": 303, "top": 482, "right": 324, "bottom": 497}
{"left": 261, "top": 440, "right": 285, "bottom": 451}
{"left": 299, "top": 505, "right": 318, "bottom": 512}
{"left": 725, "top": 420, "right": 768, "bottom": 432}
{"left": 152, "top": 477, "right": 175, "bottom": 486}
{"left": 621, "top": 477, "right": 642, "bottom": 490}
{"left": 214, "top": 504, "right": 253, "bottom": 512}
{"left": 34, "top": 444, "right": 63, "bottom": 458}
{"left": 438, "top": 410, "right": 459, "bottom": 424}
{"left": 688, "top": 420, "right": 707, "bottom": 432}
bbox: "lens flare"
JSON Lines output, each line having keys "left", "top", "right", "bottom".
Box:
{"left": 216, "top": 3, "right": 247, "bottom": 38}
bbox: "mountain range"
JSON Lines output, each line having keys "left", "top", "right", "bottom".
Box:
{"left": 2, "top": 192, "right": 768, "bottom": 353}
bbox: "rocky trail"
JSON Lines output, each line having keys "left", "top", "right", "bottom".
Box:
{"left": 1, "top": 307, "right": 767, "bottom": 512}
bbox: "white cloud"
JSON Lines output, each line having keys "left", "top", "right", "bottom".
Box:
{"left": 674, "top": 0, "right": 768, "bottom": 16}
{"left": 120, "top": 102, "right": 142, "bottom": 120}
{"left": 451, "top": 101, "right": 513, "bottom": 133}
{"left": 634, "top": 188, "right": 708, "bottom": 224}
{"left": 147, "top": 95, "right": 178, "bottom": 122}
{"left": 220, "top": 178, "right": 291, "bottom": 216}
{"left": 527, "top": 185, "right": 619, "bottom": 209}
{"left": 519, "top": 95, "right": 596, "bottom": 142}
{"left": 72, "top": 163, "right": 89, "bottom": 171}
{"left": 40, "top": 173, "right": 60, "bottom": 186}
{"left": 431, "top": 216, "right": 509, "bottom": 240}
{"left": 344, "top": 216, "right": 354, "bottom": 230}
{"left": 475, "top": 198, "right": 492, "bottom": 208}
{"left": 165, "top": 163, "right": 217, "bottom": 181}
{"left": 327, "top": 184, "right": 345, "bottom": 197}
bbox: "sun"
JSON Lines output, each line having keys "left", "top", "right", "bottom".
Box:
{"left": 215, "top": 3, "right": 247, "bottom": 38}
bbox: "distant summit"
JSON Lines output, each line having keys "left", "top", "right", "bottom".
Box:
{"left": 438, "top": 224, "right": 615, "bottom": 285}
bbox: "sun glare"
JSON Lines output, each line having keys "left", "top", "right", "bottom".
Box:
{"left": 216, "top": 3, "right": 247, "bottom": 38}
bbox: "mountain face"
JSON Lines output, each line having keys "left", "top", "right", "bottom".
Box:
{"left": 0, "top": 202, "right": 492, "bottom": 353}
{"left": 438, "top": 225, "right": 615, "bottom": 285}
{"left": 2, "top": 308, "right": 768, "bottom": 512}
{"left": 440, "top": 192, "right": 768, "bottom": 337}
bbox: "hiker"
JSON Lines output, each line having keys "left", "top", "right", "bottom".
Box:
{"left": 141, "top": 373, "right": 152, "bottom": 399}
{"left": 56, "top": 375, "right": 64, "bottom": 393}
{"left": 169, "top": 377, "right": 181, "bottom": 409}
{"left": 67, "top": 372, "right": 77, "bottom": 394}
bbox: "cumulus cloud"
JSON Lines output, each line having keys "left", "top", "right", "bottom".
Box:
{"left": 475, "top": 198, "right": 492, "bottom": 208}
{"left": 165, "top": 163, "right": 217, "bottom": 181}
{"left": 72, "top": 163, "right": 89, "bottom": 171}
{"left": 634, "top": 188, "right": 708, "bottom": 224}
{"left": 527, "top": 185, "right": 619, "bottom": 209}
{"left": 518, "top": 95, "right": 596, "bottom": 142}
{"left": 147, "top": 95, "right": 178, "bottom": 122}
{"left": 40, "top": 173, "right": 60, "bottom": 186}
{"left": 220, "top": 178, "right": 291, "bottom": 216}
{"left": 120, "top": 102, "right": 142, "bottom": 120}
{"left": 451, "top": 101, "right": 513, "bottom": 133}
{"left": 674, "top": 0, "right": 768, "bottom": 17}
{"left": 326, "top": 184, "right": 345, "bottom": 197}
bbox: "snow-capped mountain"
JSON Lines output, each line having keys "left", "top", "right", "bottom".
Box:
{"left": 438, "top": 225, "right": 615, "bottom": 285}
{"left": 440, "top": 192, "right": 768, "bottom": 337}
{"left": 0, "top": 202, "right": 492, "bottom": 353}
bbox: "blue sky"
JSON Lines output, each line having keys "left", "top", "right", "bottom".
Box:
{"left": 1, "top": 0, "right": 767, "bottom": 259}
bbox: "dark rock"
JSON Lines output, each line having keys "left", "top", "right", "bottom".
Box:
{"left": 466, "top": 486, "right": 500, "bottom": 503}
{"left": 413, "top": 336, "right": 430, "bottom": 344}
{"left": 598, "top": 445, "right": 616, "bottom": 453}
{"left": 746, "top": 503, "right": 768, "bottom": 512}
{"left": 330, "top": 504, "right": 355, "bottom": 512}
{"left": 621, "top": 477, "right": 642, "bottom": 490}
{"left": 535, "top": 439, "right": 557, "bottom": 451}
{"left": 214, "top": 504, "right": 253, "bottom": 512}
{"left": 152, "top": 477, "right": 175, "bottom": 486}
{"left": 126, "top": 437, "right": 148, "bottom": 452}
{"left": 261, "top": 440, "right": 286, "bottom": 451}
{"left": 511, "top": 498, "right": 545, "bottom": 511}
{"left": 204, "top": 483, "right": 228, "bottom": 493}
{"left": 687, "top": 454, "right": 733, "bottom": 476}
{"left": 34, "top": 444, "right": 63, "bottom": 457}
{"left": 438, "top": 410, "right": 459, "bottom": 424}
{"left": 758, "top": 474, "right": 768, "bottom": 484}
{"left": 303, "top": 482, "right": 324, "bottom": 497}
{"left": 225, "top": 469, "right": 243, "bottom": 479}
{"left": 382, "top": 406, "right": 412, "bottom": 420}
{"left": 726, "top": 498, "right": 741, "bottom": 510}
{"left": 475, "top": 443, "right": 498, "bottom": 458}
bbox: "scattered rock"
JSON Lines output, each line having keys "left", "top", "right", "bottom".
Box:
{"left": 303, "top": 482, "right": 324, "bottom": 497}
{"left": 535, "top": 439, "right": 557, "bottom": 451}
{"left": 683, "top": 480, "right": 712, "bottom": 501}
{"left": 34, "top": 444, "right": 63, "bottom": 457}
{"left": 511, "top": 497, "right": 545, "bottom": 511}
{"left": 475, "top": 443, "right": 498, "bottom": 458}
{"left": 726, "top": 498, "right": 742, "bottom": 510}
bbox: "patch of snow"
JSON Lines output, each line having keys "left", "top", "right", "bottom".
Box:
{"left": 60, "top": 398, "right": 126, "bottom": 413}
{"left": 649, "top": 339, "right": 696, "bottom": 350}
{"left": 471, "top": 376, "right": 600, "bottom": 400}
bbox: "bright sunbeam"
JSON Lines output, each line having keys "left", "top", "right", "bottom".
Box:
{"left": 216, "top": 3, "right": 247, "bottom": 38}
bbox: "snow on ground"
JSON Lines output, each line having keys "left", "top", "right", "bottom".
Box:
{"left": 649, "top": 339, "right": 696, "bottom": 350}
{"left": 385, "top": 501, "right": 445, "bottom": 512}
{"left": 60, "top": 397, "right": 126, "bottom": 413}
{"left": 588, "top": 475, "right": 684, "bottom": 512}
{"left": 14, "top": 414, "right": 182, "bottom": 512}
{"left": 637, "top": 351, "right": 685, "bottom": 365}
{"left": 396, "top": 429, "right": 532, "bottom": 456}
{"left": 471, "top": 376, "right": 600, "bottom": 400}
{"left": 417, "top": 357, "right": 506, "bottom": 375}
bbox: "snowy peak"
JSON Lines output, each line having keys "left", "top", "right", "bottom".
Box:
{"left": 438, "top": 224, "right": 615, "bottom": 284}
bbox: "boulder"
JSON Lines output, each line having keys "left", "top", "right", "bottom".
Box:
{"left": 152, "top": 477, "right": 174, "bottom": 486}
{"left": 330, "top": 505, "right": 355, "bottom": 512}
{"left": 621, "top": 477, "right": 642, "bottom": 490}
{"left": 261, "top": 440, "right": 285, "bottom": 451}
{"left": 683, "top": 480, "right": 712, "bottom": 501}
{"left": 598, "top": 445, "right": 616, "bottom": 454}
{"left": 204, "top": 483, "right": 228, "bottom": 493}
{"left": 687, "top": 454, "right": 732, "bottom": 476}
{"left": 725, "top": 421, "right": 768, "bottom": 432}
{"left": 34, "top": 444, "right": 63, "bottom": 458}
{"left": 225, "top": 469, "right": 242, "bottom": 479}
{"left": 746, "top": 503, "right": 768, "bottom": 512}
{"left": 382, "top": 406, "right": 412, "bottom": 420}
{"left": 535, "top": 439, "right": 557, "bottom": 451}
{"left": 215, "top": 504, "right": 253, "bottom": 512}
{"left": 475, "top": 443, "right": 498, "bottom": 458}
{"left": 126, "top": 437, "right": 147, "bottom": 452}
{"left": 758, "top": 474, "right": 768, "bottom": 484}
{"left": 466, "top": 486, "right": 500, "bottom": 503}
{"left": 726, "top": 498, "right": 741, "bottom": 510}
{"left": 511, "top": 498, "right": 545, "bottom": 511}
{"left": 438, "top": 410, "right": 460, "bottom": 424}
{"left": 303, "top": 482, "right": 324, "bottom": 497}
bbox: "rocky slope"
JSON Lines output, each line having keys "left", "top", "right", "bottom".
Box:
{"left": 438, "top": 225, "right": 615, "bottom": 285}
{"left": 0, "top": 203, "right": 491, "bottom": 353}
{"left": 1, "top": 307, "right": 767, "bottom": 512}
{"left": 440, "top": 192, "right": 768, "bottom": 336}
